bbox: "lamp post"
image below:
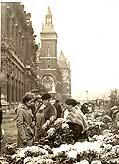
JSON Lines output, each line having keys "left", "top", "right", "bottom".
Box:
{"left": 86, "top": 90, "right": 88, "bottom": 102}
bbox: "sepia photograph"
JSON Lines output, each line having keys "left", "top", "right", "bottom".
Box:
{"left": 0, "top": 0, "right": 119, "bottom": 163}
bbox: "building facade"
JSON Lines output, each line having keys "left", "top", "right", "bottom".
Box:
{"left": 1, "top": 2, "right": 38, "bottom": 110}
{"left": 58, "top": 51, "right": 71, "bottom": 101}
{"left": 36, "top": 7, "right": 71, "bottom": 102}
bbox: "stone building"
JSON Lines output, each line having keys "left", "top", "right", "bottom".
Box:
{"left": 1, "top": 2, "right": 38, "bottom": 110}
{"left": 36, "top": 7, "right": 71, "bottom": 102}
{"left": 58, "top": 51, "right": 71, "bottom": 101}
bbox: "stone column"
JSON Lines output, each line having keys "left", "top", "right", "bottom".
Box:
{"left": 17, "top": 80, "right": 19, "bottom": 102}
{"left": 19, "top": 81, "right": 20, "bottom": 102}
{"left": 19, "top": 30, "right": 22, "bottom": 55}
{"left": 16, "top": 79, "right": 18, "bottom": 102}
{"left": 22, "top": 35, "right": 25, "bottom": 61}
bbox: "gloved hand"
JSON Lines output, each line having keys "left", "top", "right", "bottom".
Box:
{"left": 42, "top": 120, "right": 50, "bottom": 129}
{"left": 22, "top": 139, "right": 28, "bottom": 145}
{"left": 50, "top": 116, "right": 56, "bottom": 124}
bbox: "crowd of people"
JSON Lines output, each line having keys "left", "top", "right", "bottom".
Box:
{"left": 1, "top": 91, "right": 119, "bottom": 152}
{"left": 14, "top": 92, "right": 89, "bottom": 148}
{"left": 15, "top": 92, "right": 119, "bottom": 148}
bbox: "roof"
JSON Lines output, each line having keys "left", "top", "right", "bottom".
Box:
{"left": 47, "top": 6, "right": 52, "bottom": 16}
{"left": 58, "top": 51, "right": 70, "bottom": 68}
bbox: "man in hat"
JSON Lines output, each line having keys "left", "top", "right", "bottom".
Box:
{"left": 41, "top": 93, "right": 57, "bottom": 122}
{"left": 54, "top": 100, "right": 63, "bottom": 118}
{"left": 35, "top": 93, "right": 57, "bottom": 139}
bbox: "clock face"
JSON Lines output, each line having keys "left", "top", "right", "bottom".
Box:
{"left": 45, "top": 83, "right": 51, "bottom": 88}
{"left": 42, "top": 75, "right": 55, "bottom": 92}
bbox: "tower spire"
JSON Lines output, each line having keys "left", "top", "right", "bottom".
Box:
{"left": 47, "top": 6, "right": 52, "bottom": 16}
{"left": 46, "top": 6, "right": 52, "bottom": 25}
{"left": 42, "top": 6, "right": 54, "bottom": 32}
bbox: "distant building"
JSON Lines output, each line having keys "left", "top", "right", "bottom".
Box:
{"left": 58, "top": 51, "right": 71, "bottom": 101}
{"left": 1, "top": 2, "right": 38, "bottom": 110}
{"left": 36, "top": 7, "right": 71, "bottom": 102}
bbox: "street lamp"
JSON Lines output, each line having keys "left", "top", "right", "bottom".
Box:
{"left": 86, "top": 90, "right": 88, "bottom": 102}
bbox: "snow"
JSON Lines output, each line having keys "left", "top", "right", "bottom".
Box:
{"left": 74, "top": 141, "right": 101, "bottom": 153}
{"left": 91, "top": 160, "right": 102, "bottom": 164}
{"left": 67, "top": 150, "right": 77, "bottom": 159}
{"left": 78, "top": 160, "right": 89, "bottom": 164}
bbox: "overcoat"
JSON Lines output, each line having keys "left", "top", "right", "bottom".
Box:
{"left": 35, "top": 106, "right": 45, "bottom": 140}
{"left": 44, "top": 103, "right": 57, "bottom": 121}
{"left": 16, "top": 103, "right": 34, "bottom": 148}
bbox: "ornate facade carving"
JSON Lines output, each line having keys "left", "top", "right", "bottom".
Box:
{"left": 1, "top": 2, "right": 38, "bottom": 110}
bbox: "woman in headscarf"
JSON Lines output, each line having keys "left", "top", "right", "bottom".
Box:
{"left": 65, "top": 99, "right": 89, "bottom": 142}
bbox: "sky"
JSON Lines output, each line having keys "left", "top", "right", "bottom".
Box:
{"left": 1, "top": 0, "right": 119, "bottom": 100}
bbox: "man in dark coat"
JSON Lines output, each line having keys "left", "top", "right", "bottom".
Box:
{"left": 35, "top": 93, "right": 57, "bottom": 140}
{"left": 34, "top": 93, "right": 57, "bottom": 139}
{"left": 41, "top": 93, "right": 57, "bottom": 122}
{"left": 54, "top": 100, "right": 63, "bottom": 118}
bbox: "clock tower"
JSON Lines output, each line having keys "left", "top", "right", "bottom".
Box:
{"left": 38, "top": 7, "right": 58, "bottom": 95}
{"left": 36, "top": 7, "right": 71, "bottom": 101}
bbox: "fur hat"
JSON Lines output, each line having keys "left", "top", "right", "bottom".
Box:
{"left": 22, "top": 92, "right": 35, "bottom": 104}
{"left": 41, "top": 93, "right": 52, "bottom": 100}
{"left": 65, "top": 99, "right": 77, "bottom": 107}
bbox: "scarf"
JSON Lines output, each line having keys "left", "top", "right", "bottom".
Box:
{"left": 66, "top": 105, "right": 88, "bottom": 133}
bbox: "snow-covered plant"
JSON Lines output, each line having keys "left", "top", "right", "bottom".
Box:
{"left": 47, "top": 128, "right": 55, "bottom": 137}
{"left": 5, "top": 143, "right": 17, "bottom": 155}
{"left": 91, "top": 160, "right": 102, "bottom": 164}
{"left": 61, "top": 122, "right": 69, "bottom": 130}
{"left": 79, "top": 160, "right": 89, "bottom": 164}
